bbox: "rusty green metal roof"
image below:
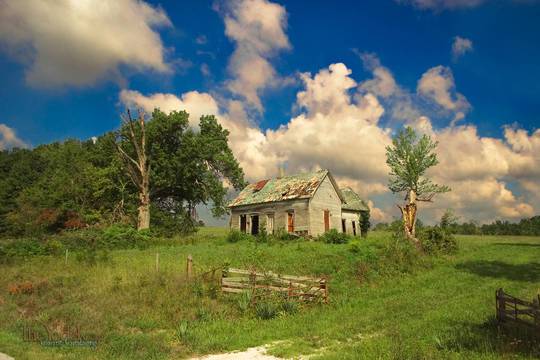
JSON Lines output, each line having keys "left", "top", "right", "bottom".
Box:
{"left": 229, "top": 169, "right": 331, "bottom": 207}
{"left": 341, "top": 187, "right": 370, "bottom": 212}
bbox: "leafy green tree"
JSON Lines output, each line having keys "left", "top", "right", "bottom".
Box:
{"left": 385, "top": 127, "right": 450, "bottom": 250}
{"left": 116, "top": 109, "right": 246, "bottom": 230}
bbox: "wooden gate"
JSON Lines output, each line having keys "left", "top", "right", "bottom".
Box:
{"left": 221, "top": 268, "right": 328, "bottom": 303}
{"left": 496, "top": 288, "right": 540, "bottom": 331}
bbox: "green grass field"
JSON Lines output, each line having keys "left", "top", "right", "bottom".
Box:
{"left": 0, "top": 229, "right": 539, "bottom": 359}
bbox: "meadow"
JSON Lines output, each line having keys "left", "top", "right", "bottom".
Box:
{"left": 0, "top": 228, "right": 539, "bottom": 359}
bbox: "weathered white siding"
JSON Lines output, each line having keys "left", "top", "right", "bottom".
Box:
{"left": 230, "top": 199, "right": 310, "bottom": 235}
{"left": 308, "top": 175, "right": 342, "bottom": 236}
{"left": 342, "top": 210, "right": 361, "bottom": 236}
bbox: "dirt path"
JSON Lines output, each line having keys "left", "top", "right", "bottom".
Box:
{"left": 191, "top": 346, "right": 282, "bottom": 360}
{"left": 0, "top": 353, "right": 14, "bottom": 360}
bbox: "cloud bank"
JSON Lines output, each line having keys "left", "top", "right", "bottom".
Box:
{"left": 0, "top": 0, "right": 171, "bottom": 88}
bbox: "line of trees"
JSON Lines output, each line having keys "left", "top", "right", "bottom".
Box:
{"left": 0, "top": 109, "right": 246, "bottom": 237}
{"left": 373, "top": 215, "right": 540, "bottom": 236}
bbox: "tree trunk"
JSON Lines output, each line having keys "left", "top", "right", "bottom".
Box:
{"left": 138, "top": 190, "right": 150, "bottom": 230}
{"left": 399, "top": 190, "right": 423, "bottom": 251}
{"left": 116, "top": 109, "right": 151, "bottom": 231}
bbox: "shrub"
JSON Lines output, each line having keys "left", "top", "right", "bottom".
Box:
{"left": 0, "top": 238, "right": 47, "bottom": 261}
{"left": 280, "top": 301, "right": 298, "bottom": 315}
{"left": 255, "top": 301, "right": 278, "bottom": 320}
{"left": 237, "top": 291, "right": 252, "bottom": 313}
{"left": 272, "top": 229, "right": 298, "bottom": 241}
{"left": 318, "top": 229, "right": 351, "bottom": 244}
{"left": 419, "top": 226, "right": 458, "bottom": 254}
{"left": 102, "top": 224, "right": 150, "bottom": 249}
{"left": 226, "top": 230, "right": 252, "bottom": 243}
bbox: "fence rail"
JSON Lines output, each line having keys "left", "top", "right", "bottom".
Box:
{"left": 496, "top": 288, "right": 540, "bottom": 331}
{"left": 221, "top": 267, "right": 328, "bottom": 303}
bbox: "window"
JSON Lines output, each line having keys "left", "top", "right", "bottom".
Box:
{"left": 341, "top": 219, "right": 346, "bottom": 233}
{"left": 266, "top": 213, "right": 274, "bottom": 234}
{"left": 352, "top": 221, "right": 357, "bottom": 236}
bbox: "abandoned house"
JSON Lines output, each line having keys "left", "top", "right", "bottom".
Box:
{"left": 228, "top": 169, "right": 370, "bottom": 237}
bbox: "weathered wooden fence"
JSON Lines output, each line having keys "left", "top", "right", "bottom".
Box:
{"left": 221, "top": 268, "right": 328, "bottom": 303}
{"left": 496, "top": 288, "right": 540, "bottom": 331}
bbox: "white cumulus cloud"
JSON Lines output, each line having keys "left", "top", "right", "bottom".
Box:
{"left": 417, "top": 66, "right": 471, "bottom": 124}
{"left": 0, "top": 0, "right": 172, "bottom": 88}
{"left": 452, "top": 36, "right": 473, "bottom": 61}
{"left": 0, "top": 124, "right": 27, "bottom": 150}
{"left": 218, "top": 0, "right": 291, "bottom": 111}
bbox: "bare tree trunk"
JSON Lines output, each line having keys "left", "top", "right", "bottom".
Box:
{"left": 137, "top": 170, "right": 150, "bottom": 230}
{"left": 398, "top": 190, "right": 423, "bottom": 251}
{"left": 116, "top": 109, "right": 151, "bottom": 231}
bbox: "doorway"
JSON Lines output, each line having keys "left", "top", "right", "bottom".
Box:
{"left": 352, "top": 220, "right": 357, "bottom": 236}
{"left": 251, "top": 215, "right": 259, "bottom": 235}
{"left": 240, "top": 215, "right": 247, "bottom": 233}
{"left": 341, "top": 219, "right": 346, "bottom": 233}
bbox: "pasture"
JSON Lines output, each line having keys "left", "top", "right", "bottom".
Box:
{"left": 0, "top": 229, "right": 539, "bottom": 359}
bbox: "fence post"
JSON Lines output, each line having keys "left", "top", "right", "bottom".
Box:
{"left": 186, "top": 254, "right": 193, "bottom": 280}
{"left": 496, "top": 288, "right": 505, "bottom": 323}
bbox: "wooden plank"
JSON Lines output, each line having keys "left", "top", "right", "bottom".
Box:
{"left": 500, "top": 294, "right": 537, "bottom": 307}
{"left": 502, "top": 309, "right": 539, "bottom": 316}
{"left": 221, "top": 287, "right": 246, "bottom": 294}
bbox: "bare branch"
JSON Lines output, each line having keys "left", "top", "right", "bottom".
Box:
{"left": 115, "top": 143, "right": 142, "bottom": 171}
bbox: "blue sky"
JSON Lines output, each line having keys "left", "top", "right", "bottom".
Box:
{"left": 0, "top": 0, "right": 539, "bottom": 224}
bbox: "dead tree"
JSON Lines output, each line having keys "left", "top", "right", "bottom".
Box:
{"left": 115, "top": 110, "right": 151, "bottom": 230}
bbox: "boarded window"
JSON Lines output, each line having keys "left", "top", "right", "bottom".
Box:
{"left": 324, "top": 210, "right": 330, "bottom": 232}
{"left": 287, "top": 212, "right": 294, "bottom": 233}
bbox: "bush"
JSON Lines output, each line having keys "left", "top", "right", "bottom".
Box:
{"left": 102, "top": 224, "right": 150, "bottom": 249}
{"left": 0, "top": 238, "right": 48, "bottom": 262}
{"left": 255, "top": 301, "right": 278, "bottom": 320}
{"left": 419, "top": 226, "right": 458, "bottom": 254}
{"left": 226, "top": 230, "right": 252, "bottom": 243}
{"left": 272, "top": 228, "right": 298, "bottom": 241}
{"left": 318, "top": 229, "right": 351, "bottom": 244}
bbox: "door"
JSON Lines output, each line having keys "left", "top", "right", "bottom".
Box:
{"left": 240, "top": 215, "right": 247, "bottom": 233}
{"left": 323, "top": 210, "right": 330, "bottom": 232}
{"left": 287, "top": 212, "right": 294, "bottom": 233}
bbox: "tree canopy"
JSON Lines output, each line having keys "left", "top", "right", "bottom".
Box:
{"left": 0, "top": 109, "right": 246, "bottom": 237}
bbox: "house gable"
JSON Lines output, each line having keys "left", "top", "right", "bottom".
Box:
{"left": 308, "top": 173, "right": 343, "bottom": 236}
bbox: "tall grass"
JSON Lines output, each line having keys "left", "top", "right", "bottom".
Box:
{"left": 0, "top": 229, "right": 538, "bottom": 359}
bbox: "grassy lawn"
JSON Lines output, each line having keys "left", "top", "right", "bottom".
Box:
{"left": 0, "top": 229, "right": 539, "bottom": 359}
